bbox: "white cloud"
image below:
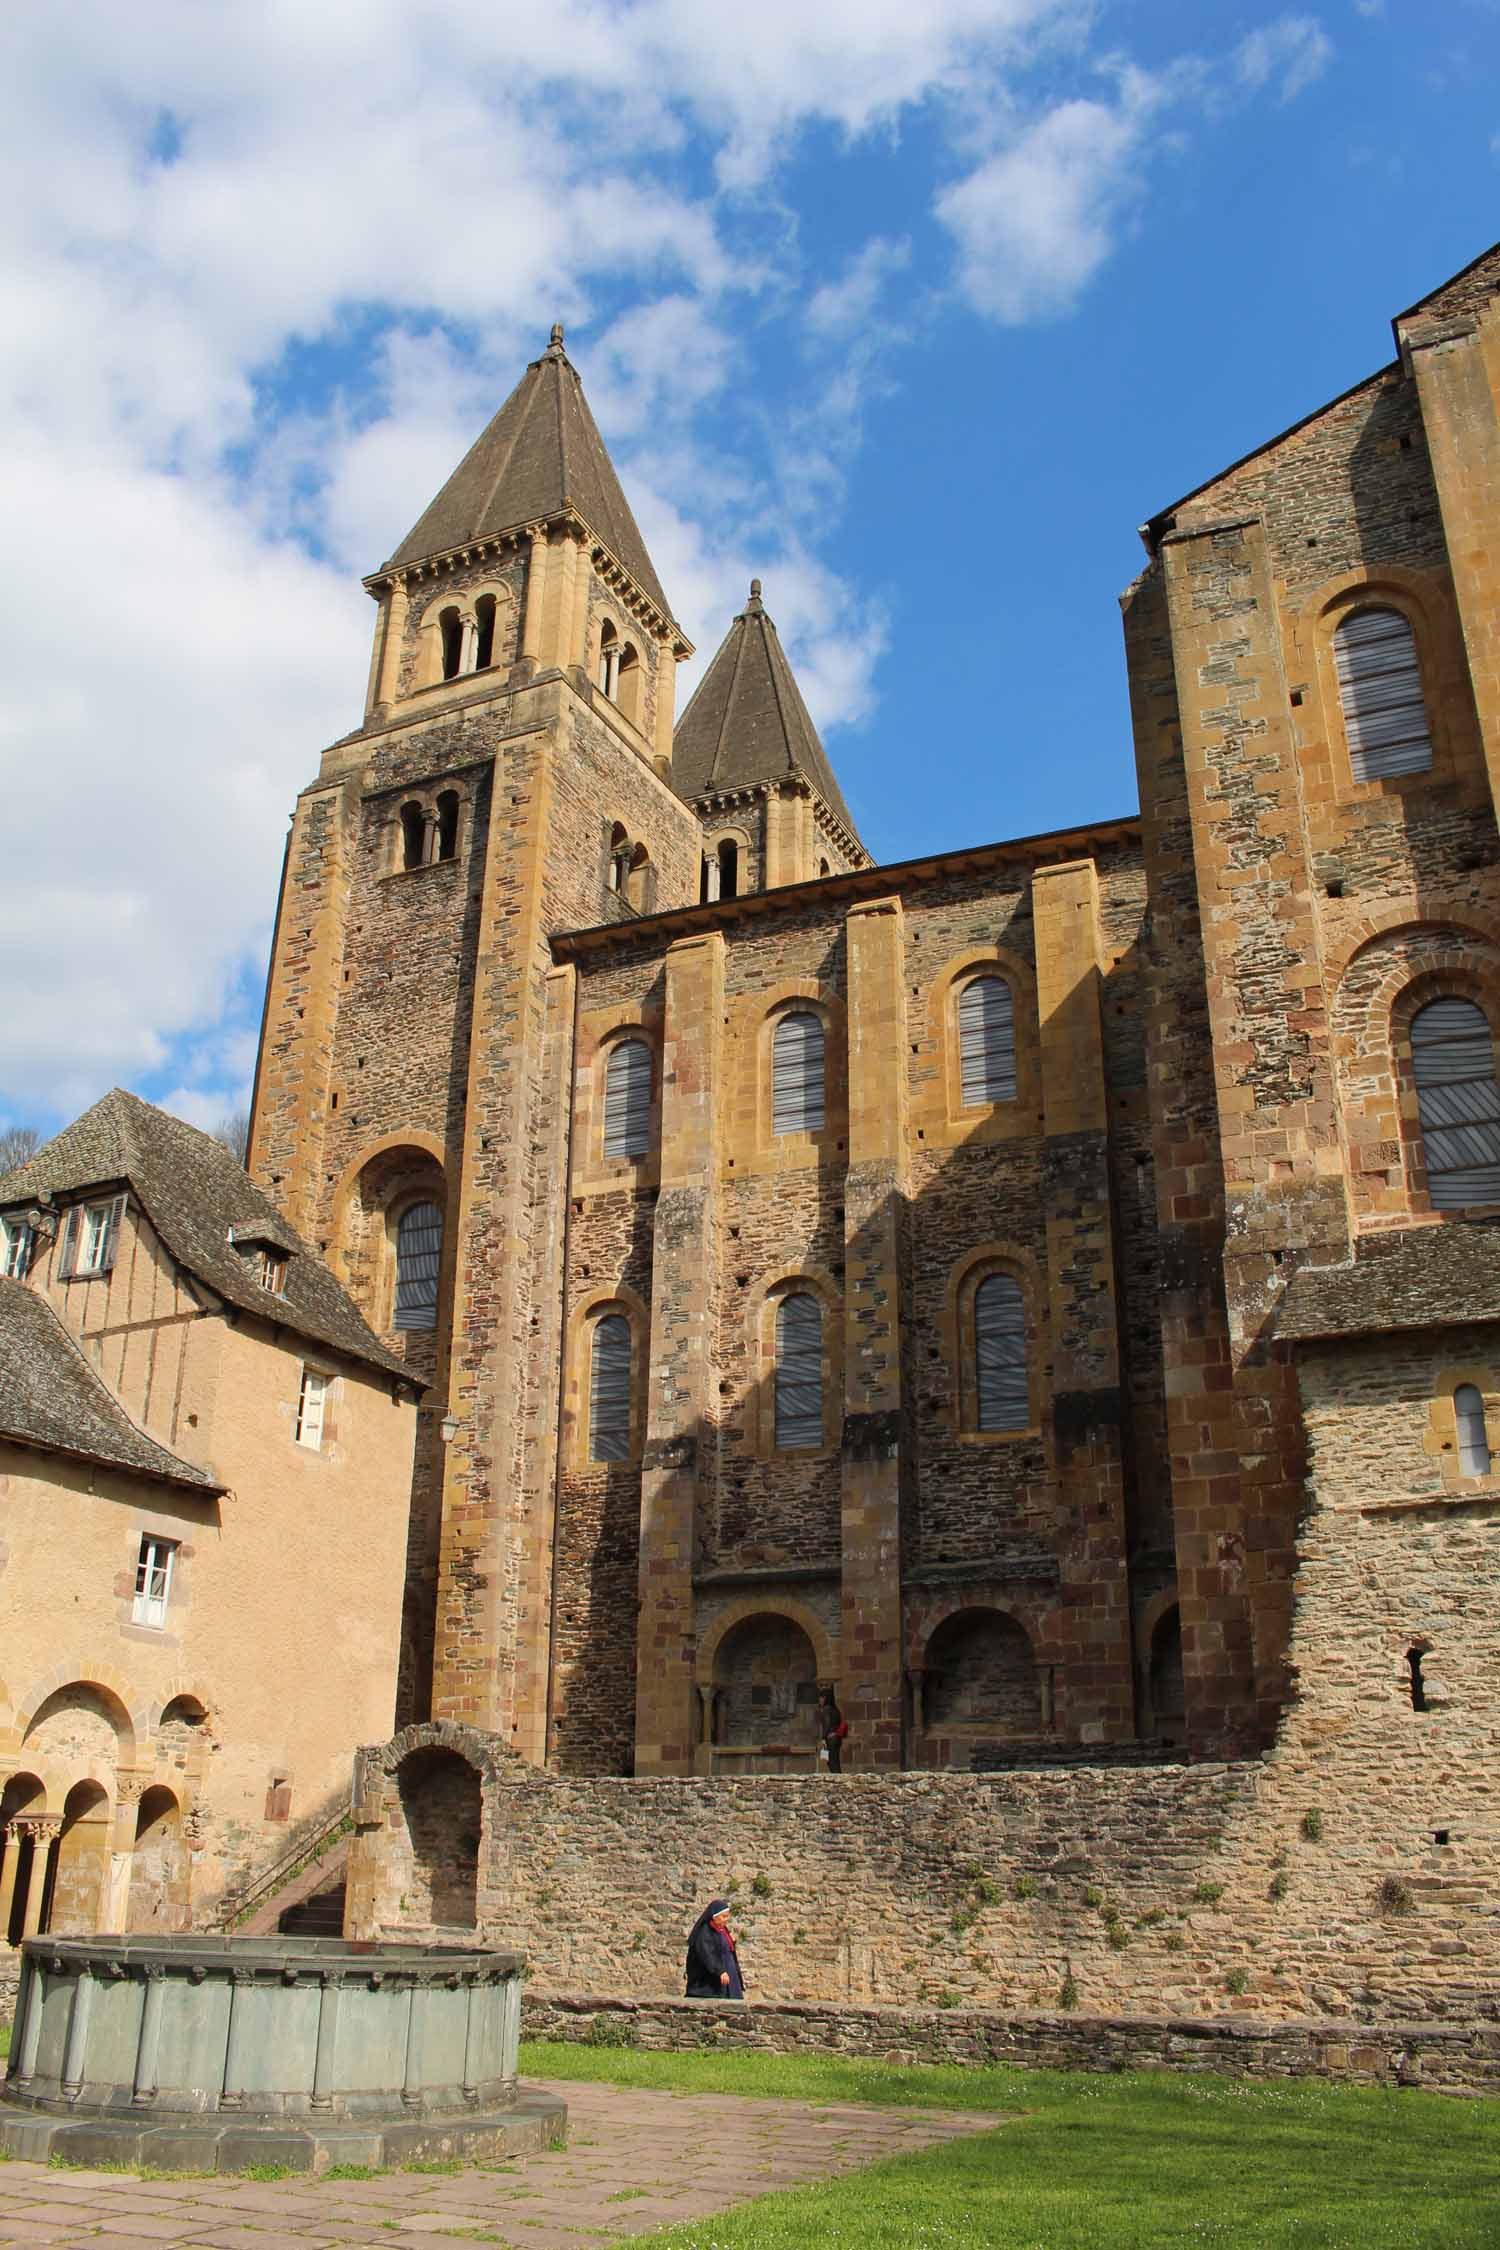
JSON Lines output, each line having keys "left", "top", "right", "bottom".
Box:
{"left": 805, "top": 238, "right": 912, "bottom": 340}
{"left": 1234, "top": 16, "right": 1334, "bottom": 101}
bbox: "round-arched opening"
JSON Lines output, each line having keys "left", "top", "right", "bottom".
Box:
{"left": 924, "top": 1608, "right": 1040, "bottom": 1733}
{"left": 23, "top": 1680, "right": 132, "bottom": 1770}
{"left": 158, "top": 1695, "right": 210, "bottom": 1768}
{"left": 1147, "top": 1604, "right": 1185, "bottom": 1742}
{"left": 51, "top": 1780, "right": 112, "bottom": 1936}
{"left": 400, "top": 800, "right": 426, "bottom": 870}
{"left": 128, "top": 1786, "right": 188, "bottom": 1933}
{"left": 435, "top": 790, "right": 460, "bottom": 864}
{"left": 395, "top": 1748, "right": 481, "bottom": 1931}
{"left": 717, "top": 835, "right": 739, "bottom": 901}
{"left": 712, "top": 1614, "right": 819, "bottom": 1757}
{"left": 473, "top": 594, "right": 497, "bottom": 672}
{"left": 439, "top": 607, "right": 464, "bottom": 681}
{"left": 616, "top": 643, "right": 641, "bottom": 725}
{"left": 2, "top": 1773, "right": 47, "bottom": 1946}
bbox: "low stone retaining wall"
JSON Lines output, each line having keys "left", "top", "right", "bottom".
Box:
{"left": 525, "top": 1992, "right": 1500, "bottom": 2095}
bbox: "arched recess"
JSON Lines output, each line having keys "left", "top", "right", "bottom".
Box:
{"left": 329, "top": 1135, "right": 448, "bottom": 1338}
{"left": 1144, "top": 1604, "right": 1185, "bottom": 1744}
{"left": 923, "top": 1608, "right": 1041, "bottom": 1734}
{"left": 127, "top": 1786, "right": 189, "bottom": 1932}
{"left": 22, "top": 1679, "right": 135, "bottom": 1774}
{"left": 154, "top": 1692, "right": 212, "bottom": 1780}
{"left": 1, "top": 1772, "right": 47, "bottom": 1946}
{"left": 49, "top": 1780, "right": 112, "bottom": 1936}
{"left": 393, "top": 1746, "right": 481, "bottom": 1930}
{"left": 706, "top": 1612, "right": 821, "bottom": 1762}
{"left": 696, "top": 1598, "right": 835, "bottom": 1695}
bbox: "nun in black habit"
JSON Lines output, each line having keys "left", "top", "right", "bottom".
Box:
{"left": 684, "top": 1898, "right": 745, "bottom": 1999}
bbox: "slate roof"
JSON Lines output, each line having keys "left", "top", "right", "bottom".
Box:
{"left": 0, "top": 1276, "right": 222, "bottom": 1492}
{"left": 383, "top": 327, "right": 672, "bottom": 616}
{"left": 1276, "top": 1220, "right": 1500, "bottom": 1342}
{"left": 672, "top": 582, "right": 864, "bottom": 844}
{"left": 0, "top": 1090, "right": 409, "bottom": 1381}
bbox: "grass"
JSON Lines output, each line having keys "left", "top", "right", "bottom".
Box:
{"left": 520, "top": 2040, "right": 1500, "bottom": 2249}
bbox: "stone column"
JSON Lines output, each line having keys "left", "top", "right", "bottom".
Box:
{"left": 18, "top": 1817, "right": 60, "bottom": 1940}
{"left": 840, "top": 896, "right": 910, "bottom": 1769}
{"left": 519, "top": 525, "right": 547, "bottom": 673}
{"left": 366, "top": 578, "right": 409, "bottom": 717}
{"left": 0, "top": 1822, "right": 20, "bottom": 1942}
{"left": 1032, "top": 858, "right": 1135, "bottom": 1741}
{"left": 634, "top": 930, "right": 725, "bottom": 1775}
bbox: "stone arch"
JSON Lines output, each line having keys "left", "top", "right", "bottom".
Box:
{"left": 565, "top": 1283, "right": 650, "bottom": 1470}
{"left": 329, "top": 1135, "right": 448, "bottom": 1336}
{"left": 748, "top": 979, "right": 848, "bottom": 1160}
{"left": 746, "top": 1269, "right": 843, "bottom": 1458}
{"left": 695, "top": 1596, "right": 835, "bottom": 1691}
{"left": 944, "top": 1244, "right": 1046, "bottom": 1440}
{"left": 705, "top": 1611, "right": 822, "bottom": 1756}
{"left": 922, "top": 1607, "right": 1041, "bottom": 1734}
{"left": 1299, "top": 563, "right": 1475, "bottom": 801}
{"left": 153, "top": 1692, "right": 213, "bottom": 1780}
{"left": 127, "top": 1785, "right": 189, "bottom": 1932}
{"left": 393, "top": 1745, "right": 482, "bottom": 1930}
{"left": 1, "top": 1772, "right": 50, "bottom": 1945}
{"left": 21, "top": 1678, "right": 136, "bottom": 1773}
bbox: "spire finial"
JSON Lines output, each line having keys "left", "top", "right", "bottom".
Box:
{"left": 748, "top": 577, "right": 762, "bottom": 606}
{"left": 549, "top": 321, "right": 565, "bottom": 350}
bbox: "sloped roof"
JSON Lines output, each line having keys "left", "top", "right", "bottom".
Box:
{"left": 672, "top": 582, "right": 863, "bottom": 843}
{"left": 1276, "top": 1220, "right": 1500, "bottom": 1342}
{"left": 0, "top": 1277, "right": 222, "bottom": 1492}
{"left": 383, "top": 326, "right": 671, "bottom": 616}
{"left": 0, "top": 1091, "right": 409, "bottom": 1382}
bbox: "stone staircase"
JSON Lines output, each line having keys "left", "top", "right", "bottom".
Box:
{"left": 210, "top": 1799, "right": 353, "bottom": 1938}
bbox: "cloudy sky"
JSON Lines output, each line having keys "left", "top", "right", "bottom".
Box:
{"left": 3, "top": 0, "right": 1497, "bottom": 1140}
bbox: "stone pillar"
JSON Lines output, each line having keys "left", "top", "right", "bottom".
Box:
{"left": 460, "top": 616, "right": 479, "bottom": 676}
{"left": 18, "top": 1817, "right": 60, "bottom": 1940}
{"left": 654, "top": 628, "right": 679, "bottom": 770}
{"left": 366, "top": 578, "right": 409, "bottom": 717}
{"left": 703, "top": 854, "right": 720, "bottom": 903}
{"left": 1032, "top": 858, "right": 1135, "bottom": 1740}
{"left": 840, "top": 896, "right": 910, "bottom": 1769}
{"left": 634, "top": 931, "right": 724, "bottom": 1775}
{"left": 519, "top": 525, "right": 547, "bottom": 673}
{"left": 0, "top": 1822, "right": 20, "bottom": 1941}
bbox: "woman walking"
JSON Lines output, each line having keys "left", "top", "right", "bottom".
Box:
{"left": 684, "top": 1898, "right": 745, "bottom": 1999}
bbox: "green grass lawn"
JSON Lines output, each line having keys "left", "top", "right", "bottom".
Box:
{"left": 521, "top": 2040, "right": 1500, "bottom": 2249}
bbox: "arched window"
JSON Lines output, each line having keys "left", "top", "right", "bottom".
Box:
{"left": 1410, "top": 997, "right": 1500, "bottom": 1207}
{"left": 774, "top": 1293, "right": 823, "bottom": 1450}
{"left": 717, "top": 837, "right": 739, "bottom": 901}
{"left": 473, "top": 594, "right": 496, "bottom": 672}
{"left": 617, "top": 643, "right": 641, "bottom": 725}
{"left": 439, "top": 607, "right": 464, "bottom": 682}
{"left": 400, "top": 801, "right": 426, "bottom": 871}
{"left": 1454, "top": 1383, "right": 1491, "bottom": 1477}
{"left": 603, "top": 1038, "right": 652, "bottom": 1160}
{"left": 598, "top": 619, "right": 618, "bottom": 699}
{"left": 589, "top": 1313, "right": 632, "bottom": 1463}
{"left": 435, "top": 790, "right": 459, "bottom": 864}
{"left": 1333, "top": 607, "right": 1433, "bottom": 781}
{"left": 772, "top": 1011, "right": 825, "bottom": 1135}
{"left": 700, "top": 854, "right": 713, "bottom": 904}
{"left": 394, "top": 1201, "right": 442, "bottom": 1331}
{"left": 607, "top": 821, "right": 630, "bottom": 894}
{"left": 974, "top": 1273, "right": 1027, "bottom": 1431}
{"left": 957, "top": 975, "right": 1017, "bottom": 1106}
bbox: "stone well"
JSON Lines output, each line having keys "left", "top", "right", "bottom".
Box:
{"left": 0, "top": 1934, "right": 565, "bottom": 2173}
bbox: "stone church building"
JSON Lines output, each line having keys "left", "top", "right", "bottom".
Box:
{"left": 248, "top": 240, "right": 1500, "bottom": 1807}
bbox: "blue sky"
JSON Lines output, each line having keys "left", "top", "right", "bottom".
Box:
{"left": 3, "top": 0, "right": 1497, "bottom": 1140}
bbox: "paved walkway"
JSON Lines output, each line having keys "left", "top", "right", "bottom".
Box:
{"left": 0, "top": 2080, "right": 1004, "bottom": 2249}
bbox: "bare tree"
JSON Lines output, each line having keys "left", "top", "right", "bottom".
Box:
{"left": 0, "top": 1124, "right": 41, "bottom": 1174}
{"left": 211, "top": 1109, "right": 251, "bottom": 1167}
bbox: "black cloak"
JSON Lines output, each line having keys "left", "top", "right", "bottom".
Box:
{"left": 684, "top": 1898, "right": 745, "bottom": 1998}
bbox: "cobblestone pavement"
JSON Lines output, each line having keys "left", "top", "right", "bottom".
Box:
{"left": 0, "top": 2080, "right": 1005, "bottom": 2248}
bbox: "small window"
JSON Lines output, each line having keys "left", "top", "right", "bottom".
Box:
{"left": 295, "top": 1367, "right": 328, "bottom": 1451}
{"left": 603, "top": 1039, "right": 652, "bottom": 1161}
{"left": 772, "top": 1011, "right": 825, "bottom": 1135}
{"left": 400, "top": 801, "right": 426, "bottom": 870}
{"left": 974, "top": 1273, "right": 1027, "bottom": 1432}
{"left": 1334, "top": 607, "right": 1433, "bottom": 781}
{"left": 958, "top": 976, "right": 1017, "bottom": 1106}
{"left": 440, "top": 607, "right": 464, "bottom": 682}
{"left": 588, "top": 1314, "right": 632, "bottom": 1463}
{"left": 435, "top": 790, "right": 460, "bottom": 864}
{"left": 256, "top": 1249, "right": 287, "bottom": 1296}
{"left": 132, "top": 1535, "right": 177, "bottom": 1629}
{"left": 617, "top": 642, "right": 641, "bottom": 725}
{"left": 473, "top": 594, "right": 496, "bottom": 672}
{"left": 1, "top": 1218, "right": 33, "bottom": 1278}
{"left": 718, "top": 837, "right": 739, "bottom": 901}
{"left": 394, "top": 1202, "right": 442, "bottom": 1332}
{"left": 599, "top": 619, "right": 618, "bottom": 699}
{"left": 774, "top": 1293, "right": 823, "bottom": 1451}
{"left": 1410, "top": 998, "right": 1500, "bottom": 1208}
{"left": 1454, "top": 1384, "right": 1491, "bottom": 1477}
{"left": 58, "top": 1195, "right": 124, "bottom": 1279}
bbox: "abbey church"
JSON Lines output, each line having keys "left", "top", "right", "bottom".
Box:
{"left": 238, "top": 238, "right": 1500, "bottom": 1804}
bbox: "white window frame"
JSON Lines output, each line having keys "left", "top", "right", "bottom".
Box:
{"left": 296, "top": 1367, "right": 328, "bottom": 1451}
{"left": 1, "top": 1217, "right": 33, "bottom": 1277}
{"left": 132, "top": 1534, "right": 177, "bottom": 1629}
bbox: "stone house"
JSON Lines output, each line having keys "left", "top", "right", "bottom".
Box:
{"left": 0, "top": 1091, "right": 419, "bottom": 1959}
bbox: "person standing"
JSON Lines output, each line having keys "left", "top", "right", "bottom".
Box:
{"left": 817, "top": 1689, "right": 848, "bottom": 1773}
{"left": 684, "top": 1898, "right": 745, "bottom": 1998}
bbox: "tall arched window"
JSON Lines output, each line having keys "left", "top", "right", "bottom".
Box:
{"left": 717, "top": 837, "right": 739, "bottom": 901}
{"left": 603, "top": 1039, "right": 652, "bottom": 1160}
{"left": 1410, "top": 997, "right": 1500, "bottom": 1207}
{"left": 617, "top": 643, "right": 641, "bottom": 725}
{"left": 400, "top": 801, "right": 427, "bottom": 871}
{"left": 957, "top": 975, "right": 1017, "bottom": 1106}
{"left": 772, "top": 1011, "right": 825, "bottom": 1135}
{"left": 598, "top": 619, "right": 618, "bottom": 699}
{"left": 439, "top": 607, "right": 464, "bottom": 682}
{"left": 589, "top": 1313, "right": 632, "bottom": 1463}
{"left": 473, "top": 594, "right": 496, "bottom": 671}
{"left": 394, "top": 1202, "right": 443, "bottom": 1331}
{"left": 774, "top": 1293, "right": 823, "bottom": 1450}
{"left": 1333, "top": 607, "right": 1433, "bottom": 781}
{"left": 974, "top": 1273, "right": 1027, "bottom": 1432}
{"left": 435, "top": 790, "right": 459, "bottom": 863}
{"left": 607, "top": 821, "right": 630, "bottom": 893}
{"left": 1454, "top": 1384, "right": 1491, "bottom": 1477}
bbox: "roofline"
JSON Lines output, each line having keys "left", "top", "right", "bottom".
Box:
{"left": 552, "top": 809, "right": 1142, "bottom": 957}
{"left": 1390, "top": 235, "right": 1500, "bottom": 338}
{"left": 0, "top": 1421, "right": 225, "bottom": 1496}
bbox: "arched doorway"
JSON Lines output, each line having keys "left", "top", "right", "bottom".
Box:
{"left": 394, "top": 1748, "right": 481, "bottom": 1930}
{"left": 50, "top": 1781, "right": 112, "bottom": 1935}
{"left": 1147, "top": 1604, "right": 1185, "bottom": 1744}
{"left": 920, "top": 1608, "right": 1041, "bottom": 1767}
{"left": 128, "top": 1787, "right": 189, "bottom": 1932}
{"left": 711, "top": 1613, "right": 820, "bottom": 1774}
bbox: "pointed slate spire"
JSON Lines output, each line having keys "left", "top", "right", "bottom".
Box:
{"left": 383, "top": 325, "right": 672, "bottom": 617}
{"left": 673, "top": 583, "right": 862, "bottom": 842}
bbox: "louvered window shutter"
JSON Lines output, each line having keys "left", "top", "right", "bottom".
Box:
{"left": 589, "top": 1314, "right": 632, "bottom": 1462}
{"left": 56, "top": 1205, "right": 81, "bottom": 1279}
{"left": 1411, "top": 997, "right": 1500, "bottom": 1208}
{"left": 99, "top": 1193, "right": 126, "bottom": 1274}
{"left": 775, "top": 1293, "right": 824, "bottom": 1450}
{"left": 958, "top": 977, "right": 1017, "bottom": 1105}
{"left": 772, "top": 1012, "right": 825, "bottom": 1135}
{"left": 974, "top": 1274, "right": 1028, "bottom": 1432}
{"left": 394, "top": 1201, "right": 443, "bottom": 1330}
{"left": 1454, "top": 1383, "right": 1492, "bottom": 1478}
{"left": 1334, "top": 608, "right": 1433, "bottom": 782}
{"left": 604, "top": 1039, "right": 652, "bottom": 1160}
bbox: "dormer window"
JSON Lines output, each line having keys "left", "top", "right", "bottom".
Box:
{"left": 257, "top": 1250, "right": 288, "bottom": 1296}
{"left": 56, "top": 1195, "right": 125, "bottom": 1280}
{"left": 229, "top": 1224, "right": 293, "bottom": 1297}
